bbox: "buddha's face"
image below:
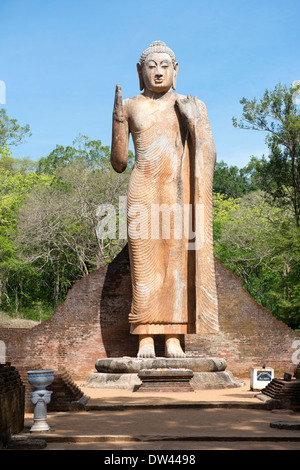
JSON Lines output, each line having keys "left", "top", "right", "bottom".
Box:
{"left": 140, "top": 52, "right": 178, "bottom": 93}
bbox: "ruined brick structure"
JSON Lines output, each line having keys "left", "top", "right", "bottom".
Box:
{"left": 0, "top": 246, "right": 299, "bottom": 381}
{"left": 0, "top": 363, "right": 25, "bottom": 447}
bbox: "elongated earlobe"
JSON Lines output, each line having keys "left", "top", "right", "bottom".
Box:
{"left": 136, "top": 63, "right": 145, "bottom": 91}
{"left": 172, "top": 62, "right": 179, "bottom": 90}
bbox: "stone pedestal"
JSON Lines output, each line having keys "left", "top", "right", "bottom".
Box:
{"left": 27, "top": 370, "right": 54, "bottom": 432}
{"left": 83, "top": 357, "right": 244, "bottom": 390}
{"left": 250, "top": 367, "right": 274, "bottom": 390}
{"left": 30, "top": 390, "right": 53, "bottom": 432}
{"left": 137, "top": 368, "right": 194, "bottom": 392}
{"left": 256, "top": 377, "right": 300, "bottom": 411}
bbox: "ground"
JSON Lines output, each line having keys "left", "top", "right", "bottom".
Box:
{"left": 0, "top": 311, "right": 39, "bottom": 329}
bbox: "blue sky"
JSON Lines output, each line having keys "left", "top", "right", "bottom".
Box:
{"left": 1, "top": 0, "right": 299, "bottom": 168}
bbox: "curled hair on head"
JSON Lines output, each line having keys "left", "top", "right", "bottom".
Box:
{"left": 138, "top": 41, "right": 176, "bottom": 67}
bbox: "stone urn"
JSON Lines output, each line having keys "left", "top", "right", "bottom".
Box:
{"left": 27, "top": 369, "right": 54, "bottom": 432}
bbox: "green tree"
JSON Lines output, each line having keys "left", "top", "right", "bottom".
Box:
{"left": 16, "top": 136, "right": 131, "bottom": 307}
{"left": 0, "top": 108, "right": 31, "bottom": 147}
{"left": 213, "top": 160, "right": 256, "bottom": 198}
{"left": 233, "top": 82, "right": 300, "bottom": 225}
{"left": 0, "top": 149, "right": 51, "bottom": 314}
{"left": 214, "top": 190, "right": 300, "bottom": 328}
{"left": 37, "top": 134, "right": 135, "bottom": 175}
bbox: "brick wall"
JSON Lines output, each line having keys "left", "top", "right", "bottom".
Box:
{"left": 0, "top": 246, "right": 299, "bottom": 380}
{"left": 185, "top": 259, "right": 300, "bottom": 376}
{"left": 0, "top": 363, "right": 25, "bottom": 447}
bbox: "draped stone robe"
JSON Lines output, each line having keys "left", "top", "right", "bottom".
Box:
{"left": 125, "top": 93, "right": 219, "bottom": 335}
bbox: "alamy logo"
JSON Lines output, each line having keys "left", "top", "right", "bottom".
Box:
{"left": 292, "top": 340, "right": 300, "bottom": 365}
{"left": 96, "top": 196, "right": 205, "bottom": 250}
{"left": 0, "top": 340, "right": 6, "bottom": 363}
{"left": 292, "top": 80, "right": 300, "bottom": 107}
{"left": 0, "top": 80, "right": 6, "bottom": 104}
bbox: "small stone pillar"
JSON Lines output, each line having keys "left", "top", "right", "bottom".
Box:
{"left": 27, "top": 370, "right": 54, "bottom": 432}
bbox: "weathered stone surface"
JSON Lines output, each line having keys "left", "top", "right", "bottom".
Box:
{"left": 86, "top": 357, "right": 243, "bottom": 391}
{"left": 137, "top": 368, "right": 194, "bottom": 392}
{"left": 111, "top": 41, "right": 218, "bottom": 358}
{"left": 83, "top": 372, "right": 141, "bottom": 390}
{"left": 6, "top": 438, "right": 47, "bottom": 449}
{"left": 95, "top": 357, "right": 227, "bottom": 374}
{"left": 191, "top": 371, "right": 245, "bottom": 389}
{"left": 83, "top": 370, "right": 244, "bottom": 391}
{"left": 257, "top": 377, "right": 300, "bottom": 411}
{"left": 270, "top": 421, "right": 300, "bottom": 430}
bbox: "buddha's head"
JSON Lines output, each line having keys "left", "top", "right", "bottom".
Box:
{"left": 137, "top": 41, "right": 178, "bottom": 93}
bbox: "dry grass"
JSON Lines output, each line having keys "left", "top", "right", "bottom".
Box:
{"left": 0, "top": 311, "right": 39, "bottom": 329}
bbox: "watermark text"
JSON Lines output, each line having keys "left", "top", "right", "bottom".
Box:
{"left": 96, "top": 197, "right": 205, "bottom": 250}
{"left": 0, "top": 80, "right": 6, "bottom": 104}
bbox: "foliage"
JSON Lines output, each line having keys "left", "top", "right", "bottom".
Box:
{"left": 215, "top": 81, "right": 300, "bottom": 328}
{"left": 213, "top": 191, "right": 300, "bottom": 328}
{"left": 0, "top": 112, "right": 131, "bottom": 314}
{"left": 37, "top": 134, "right": 135, "bottom": 175}
{"left": 14, "top": 136, "right": 131, "bottom": 308}
{"left": 0, "top": 108, "right": 31, "bottom": 147}
{"left": 0, "top": 148, "right": 52, "bottom": 313}
{"left": 213, "top": 160, "right": 257, "bottom": 198}
{"left": 233, "top": 82, "right": 300, "bottom": 225}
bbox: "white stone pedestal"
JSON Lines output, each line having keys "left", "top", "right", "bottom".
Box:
{"left": 27, "top": 369, "right": 54, "bottom": 433}
{"left": 250, "top": 367, "right": 274, "bottom": 390}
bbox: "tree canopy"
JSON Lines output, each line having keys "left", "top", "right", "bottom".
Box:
{"left": 0, "top": 108, "right": 31, "bottom": 147}
{"left": 233, "top": 82, "right": 300, "bottom": 225}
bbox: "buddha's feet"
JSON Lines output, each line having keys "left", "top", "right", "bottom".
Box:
{"left": 137, "top": 335, "right": 155, "bottom": 358}
{"left": 165, "top": 335, "right": 186, "bottom": 358}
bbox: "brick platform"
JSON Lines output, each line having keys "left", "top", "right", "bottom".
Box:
{"left": 1, "top": 245, "right": 299, "bottom": 381}
{"left": 137, "top": 369, "right": 194, "bottom": 392}
{"left": 258, "top": 378, "right": 300, "bottom": 411}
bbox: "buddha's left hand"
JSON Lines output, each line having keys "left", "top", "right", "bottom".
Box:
{"left": 175, "top": 95, "right": 200, "bottom": 126}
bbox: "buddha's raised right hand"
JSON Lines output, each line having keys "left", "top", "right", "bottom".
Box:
{"left": 113, "top": 84, "right": 125, "bottom": 123}
{"left": 111, "top": 84, "right": 129, "bottom": 173}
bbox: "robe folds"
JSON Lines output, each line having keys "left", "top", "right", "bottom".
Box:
{"left": 127, "top": 99, "right": 219, "bottom": 335}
